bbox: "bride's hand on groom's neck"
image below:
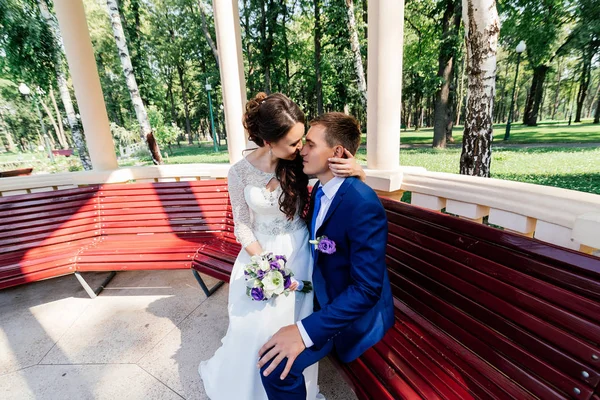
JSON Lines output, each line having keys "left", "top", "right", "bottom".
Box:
{"left": 257, "top": 325, "right": 305, "bottom": 380}
{"left": 329, "top": 149, "right": 366, "bottom": 182}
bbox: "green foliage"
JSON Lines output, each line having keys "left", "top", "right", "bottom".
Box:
{"left": 0, "top": 0, "right": 57, "bottom": 89}
{"left": 147, "top": 105, "right": 181, "bottom": 153}
{"left": 110, "top": 122, "right": 139, "bottom": 147}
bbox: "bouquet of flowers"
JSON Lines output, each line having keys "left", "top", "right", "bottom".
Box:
{"left": 244, "top": 252, "right": 312, "bottom": 301}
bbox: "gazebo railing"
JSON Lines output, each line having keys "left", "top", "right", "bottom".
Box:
{"left": 0, "top": 163, "right": 598, "bottom": 255}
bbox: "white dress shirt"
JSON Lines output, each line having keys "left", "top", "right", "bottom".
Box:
{"left": 297, "top": 177, "right": 346, "bottom": 348}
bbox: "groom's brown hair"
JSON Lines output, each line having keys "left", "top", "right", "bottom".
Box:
{"left": 309, "top": 112, "right": 362, "bottom": 155}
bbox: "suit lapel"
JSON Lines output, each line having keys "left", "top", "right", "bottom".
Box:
{"left": 316, "top": 178, "right": 354, "bottom": 237}
{"left": 308, "top": 182, "right": 320, "bottom": 238}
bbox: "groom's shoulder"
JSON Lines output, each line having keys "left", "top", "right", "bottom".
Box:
{"left": 346, "top": 178, "right": 383, "bottom": 206}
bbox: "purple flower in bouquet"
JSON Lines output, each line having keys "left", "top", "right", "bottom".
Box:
{"left": 251, "top": 287, "right": 265, "bottom": 301}
{"left": 244, "top": 252, "right": 312, "bottom": 301}
{"left": 270, "top": 261, "right": 281, "bottom": 270}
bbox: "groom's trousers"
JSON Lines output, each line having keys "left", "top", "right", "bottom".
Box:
{"left": 260, "top": 340, "right": 334, "bottom": 400}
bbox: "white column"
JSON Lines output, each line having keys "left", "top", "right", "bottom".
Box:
{"left": 53, "top": 0, "right": 118, "bottom": 171}
{"left": 366, "top": 0, "right": 404, "bottom": 170}
{"left": 213, "top": 0, "right": 248, "bottom": 164}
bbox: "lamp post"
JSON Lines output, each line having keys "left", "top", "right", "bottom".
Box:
{"left": 205, "top": 80, "right": 218, "bottom": 153}
{"left": 19, "top": 83, "right": 54, "bottom": 162}
{"left": 504, "top": 40, "right": 526, "bottom": 141}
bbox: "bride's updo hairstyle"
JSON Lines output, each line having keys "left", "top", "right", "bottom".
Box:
{"left": 243, "top": 92, "right": 309, "bottom": 220}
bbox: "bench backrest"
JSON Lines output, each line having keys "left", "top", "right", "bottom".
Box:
{"left": 381, "top": 197, "right": 600, "bottom": 399}
{"left": 0, "top": 186, "right": 101, "bottom": 286}
{"left": 96, "top": 180, "right": 233, "bottom": 242}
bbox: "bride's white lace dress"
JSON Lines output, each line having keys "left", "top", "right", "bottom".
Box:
{"left": 199, "top": 157, "right": 318, "bottom": 400}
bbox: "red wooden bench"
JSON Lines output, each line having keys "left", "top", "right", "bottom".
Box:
{"left": 0, "top": 180, "right": 238, "bottom": 298}
{"left": 2, "top": 180, "right": 599, "bottom": 399}
{"left": 0, "top": 167, "right": 33, "bottom": 178}
{"left": 335, "top": 198, "right": 600, "bottom": 400}
{"left": 52, "top": 149, "right": 74, "bottom": 157}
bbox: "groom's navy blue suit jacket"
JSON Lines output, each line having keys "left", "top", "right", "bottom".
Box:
{"left": 302, "top": 177, "right": 394, "bottom": 363}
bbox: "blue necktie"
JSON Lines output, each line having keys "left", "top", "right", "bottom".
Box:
{"left": 311, "top": 186, "right": 325, "bottom": 260}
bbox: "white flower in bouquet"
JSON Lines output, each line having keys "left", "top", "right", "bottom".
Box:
{"left": 259, "top": 259, "right": 271, "bottom": 272}
{"left": 244, "top": 252, "right": 313, "bottom": 301}
{"left": 262, "top": 270, "right": 285, "bottom": 296}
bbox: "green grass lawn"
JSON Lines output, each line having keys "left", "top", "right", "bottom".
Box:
{"left": 3, "top": 125, "right": 598, "bottom": 195}
{"left": 131, "top": 142, "right": 600, "bottom": 195}
{"left": 355, "top": 146, "right": 600, "bottom": 194}
{"left": 361, "top": 119, "right": 600, "bottom": 146}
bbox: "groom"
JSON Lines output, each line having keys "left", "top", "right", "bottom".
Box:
{"left": 257, "top": 112, "right": 394, "bottom": 399}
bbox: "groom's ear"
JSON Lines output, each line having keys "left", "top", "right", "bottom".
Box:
{"left": 333, "top": 145, "right": 345, "bottom": 158}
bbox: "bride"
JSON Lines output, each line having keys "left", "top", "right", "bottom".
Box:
{"left": 199, "top": 92, "right": 364, "bottom": 400}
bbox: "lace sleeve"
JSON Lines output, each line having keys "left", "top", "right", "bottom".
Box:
{"left": 228, "top": 166, "right": 258, "bottom": 248}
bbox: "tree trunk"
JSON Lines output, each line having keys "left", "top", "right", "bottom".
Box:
{"left": 37, "top": 0, "right": 92, "bottom": 169}
{"left": 176, "top": 62, "right": 193, "bottom": 144}
{"left": 314, "top": 0, "right": 324, "bottom": 115}
{"left": 433, "top": 0, "right": 461, "bottom": 148}
{"left": 588, "top": 78, "right": 600, "bottom": 119}
{"left": 575, "top": 48, "right": 592, "bottom": 123}
{"left": 39, "top": 96, "right": 66, "bottom": 149}
{"left": 197, "top": 0, "right": 219, "bottom": 69}
{"left": 460, "top": 0, "right": 499, "bottom": 177}
{"left": 455, "top": 53, "right": 466, "bottom": 126}
{"left": 281, "top": 0, "right": 290, "bottom": 89}
{"left": 243, "top": 0, "right": 253, "bottom": 80}
{"left": 0, "top": 109, "right": 18, "bottom": 152}
{"left": 260, "top": 0, "right": 274, "bottom": 93}
{"left": 106, "top": 0, "right": 162, "bottom": 164}
{"left": 594, "top": 90, "right": 600, "bottom": 123}
{"left": 523, "top": 65, "right": 549, "bottom": 126}
{"left": 345, "top": 0, "right": 367, "bottom": 107}
{"left": 48, "top": 87, "right": 68, "bottom": 149}
{"left": 552, "top": 58, "right": 562, "bottom": 120}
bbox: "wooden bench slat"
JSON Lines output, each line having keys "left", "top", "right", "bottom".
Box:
{"left": 394, "top": 298, "right": 541, "bottom": 400}
{"left": 345, "top": 356, "right": 405, "bottom": 400}
{"left": 76, "top": 261, "right": 192, "bottom": 271}
{"left": 388, "top": 253, "right": 600, "bottom": 393}
{"left": 370, "top": 340, "right": 445, "bottom": 399}
{"left": 2, "top": 219, "right": 99, "bottom": 242}
{"left": 381, "top": 328, "right": 480, "bottom": 399}
{"left": 0, "top": 266, "right": 74, "bottom": 290}
{"left": 382, "top": 198, "right": 600, "bottom": 279}
{"left": 388, "top": 238, "right": 600, "bottom": 374}
{"left": 0, "top": 185, "right": 99, "bottom": 205}
{"left": 0, "top": 231, "right": 99, "bottom": 254}
{"left": 392, "top": 312, "right": 507, "bottom": 400}
{"left": 100, "top": 226, "right": 227, "bottom": 236}
{"left": 388, "top": 221, "right": 600, "bottom": 325}
{"left": 0, "top": 223, "right": 99, "bottom": 248}
{"left": 1, "top": 206, "right": 99, "bottom": 227}
{"left": 388, "top": 231, "right": 600, "bottom": 359}
{"left": 99, "top": 218, "right": 227, "bottom": 229}
{"left": 391, "top": 274, "right": 580, "bottom": 399}
{"left": 385, "top": 205, "right": 600, "bottom": 297}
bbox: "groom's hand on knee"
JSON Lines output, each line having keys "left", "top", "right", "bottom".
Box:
{"left": 257, "top": 324, "right": 305, "bottom": 380}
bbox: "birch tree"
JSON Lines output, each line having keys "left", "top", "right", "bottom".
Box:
{"left": 459, "top": 0, "right": 499, "bottom": 177}
{"left": 106, "top": 0, "right": 162, "bottom": 164}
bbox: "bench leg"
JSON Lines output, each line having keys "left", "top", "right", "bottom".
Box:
{"left": 74, "top": 271, "right": 117, "bottom": 299}
{"left": 192, "top": 270, "right": 225, "bottom": 298}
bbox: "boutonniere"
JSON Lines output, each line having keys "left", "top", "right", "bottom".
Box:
{"left": 309, "top": 236, "right": 336, "bottom": 254}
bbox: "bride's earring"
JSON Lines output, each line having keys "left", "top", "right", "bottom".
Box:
{"left": 268, "top": 146, "right": 273, "bottom": 156}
